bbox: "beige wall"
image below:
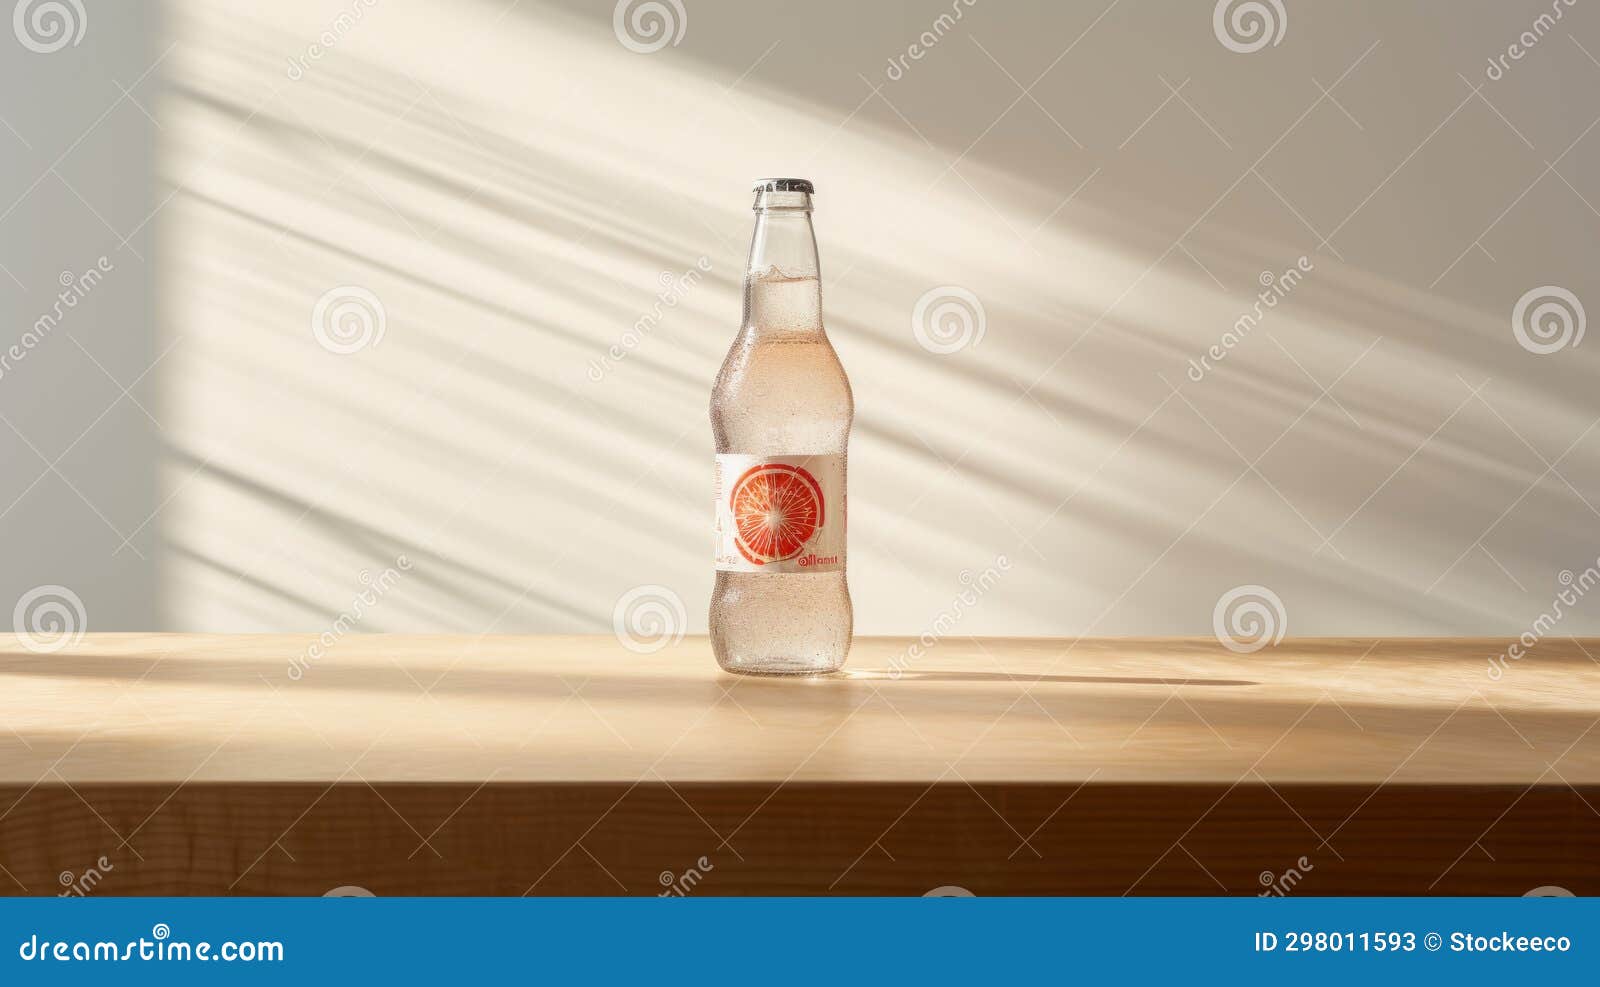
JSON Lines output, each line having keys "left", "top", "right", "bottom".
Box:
{"left": 6, "top": 0, "right": 1600, "bottom": 639}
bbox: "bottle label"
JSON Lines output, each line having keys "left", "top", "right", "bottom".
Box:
{"left": 714, "top": 454, "right": 845, "bottom": 573}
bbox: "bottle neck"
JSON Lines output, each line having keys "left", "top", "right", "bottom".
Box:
{"left": 743, "top": 190, "right": 822, "bottom": 335}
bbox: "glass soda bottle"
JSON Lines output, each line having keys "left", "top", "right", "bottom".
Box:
{"left": 710, "top": 178, "right": 853, "bottom": 675}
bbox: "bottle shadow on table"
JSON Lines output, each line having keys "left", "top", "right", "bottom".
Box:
{"left": 845, "top": 670, "right": 1258, "bottom": 687}
{"left": 0, "top": 654, "right": 1259, "bottom": 690}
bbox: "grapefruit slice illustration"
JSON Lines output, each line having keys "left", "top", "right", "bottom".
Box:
{"left": 729, "top": 463, "right": 825, "bottom": 564}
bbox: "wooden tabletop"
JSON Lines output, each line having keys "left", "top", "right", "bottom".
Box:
{"left": 2, "top": 635, "right": 1596, "bottom": 896}
{"left": 2, "top": 634, "right": 1596, "bottom": 784}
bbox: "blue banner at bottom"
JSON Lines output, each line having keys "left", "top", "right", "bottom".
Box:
{"left": 1, "top": 897, "right": 1590, "bottom": 983}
